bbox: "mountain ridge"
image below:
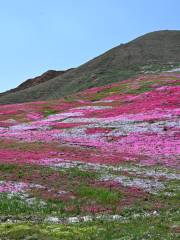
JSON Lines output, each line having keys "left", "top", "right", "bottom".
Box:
{"left": 0, "top": 30, "right": 180, "bottom": 104}
{"left": 0, "top": 69, "right": 73, "bottom": 97}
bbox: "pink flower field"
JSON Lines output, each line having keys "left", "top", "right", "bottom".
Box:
{"left": 0, "top": 72, "right": 179, "bottom": 238}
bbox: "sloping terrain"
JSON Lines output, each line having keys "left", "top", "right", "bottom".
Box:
{"left": 0, "top": 69, "right": 72, "bottom": 97}
{"left": 0, "top": 30, "right": 180, "bottom": 104}
{"left": 0, "top": 72, "right": 179, "bottom": 239}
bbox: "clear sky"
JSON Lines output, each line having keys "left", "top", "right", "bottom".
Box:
{"left": 0, "top": 0, "right": 180, "bottom": 92}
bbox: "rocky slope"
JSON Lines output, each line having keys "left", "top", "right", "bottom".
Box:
{"left": 0, "top": 69, "right": 72, "bottom": 96}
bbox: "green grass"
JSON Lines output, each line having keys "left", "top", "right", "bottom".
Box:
{"left": 0, "top": 164, "right": 17, "bottom": 172}
{"left": 44, "top": 109, "right": 58, "bottom": 117}
{"left": 76, "top": 185, "right": 122, "bottom": 205}
{"left": 64, "top": 167, "right": 99, "bottom": 181}
{"left": 0, "top": 163, "right": 179, "bottom": 239}
{"left": 0, "top": 178, "right": 179, "bottom": 239}
{"left": 154, "top": 179, "right": 180, "bottom": 207}
{"left": 0, "top": 210, "right": 179, "bottom": 240}
{"left": 0, "top": 193, "right": 79, "bottom": 217}
{"left": 0, "top": 194, "right": 46, "bottom": 216}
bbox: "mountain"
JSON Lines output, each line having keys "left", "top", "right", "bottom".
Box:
{"left": 0, "top": 69, "right": 72, "bottom": 96}
{"left": 0, "top": 30, "right": 180, "bottom": 104}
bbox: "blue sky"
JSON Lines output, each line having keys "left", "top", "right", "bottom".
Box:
{"left": 0, "top": 0, "right": 180, "bottom": 92}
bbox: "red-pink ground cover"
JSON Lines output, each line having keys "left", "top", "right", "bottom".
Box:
{"left": 0, "top": 72, "right": 179, "bottom": 222}
{"left": 0, "top": 73, "right": 179, "bottom": 169}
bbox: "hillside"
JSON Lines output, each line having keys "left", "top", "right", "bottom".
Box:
{"left": 0, "top": 71, "right": 179, "bottom": 238}
{"left": 0, "top": 30, "right": 180, "bottom": 104}
{"left": 0, "top": 69, "right": 72, "bottom": 97}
